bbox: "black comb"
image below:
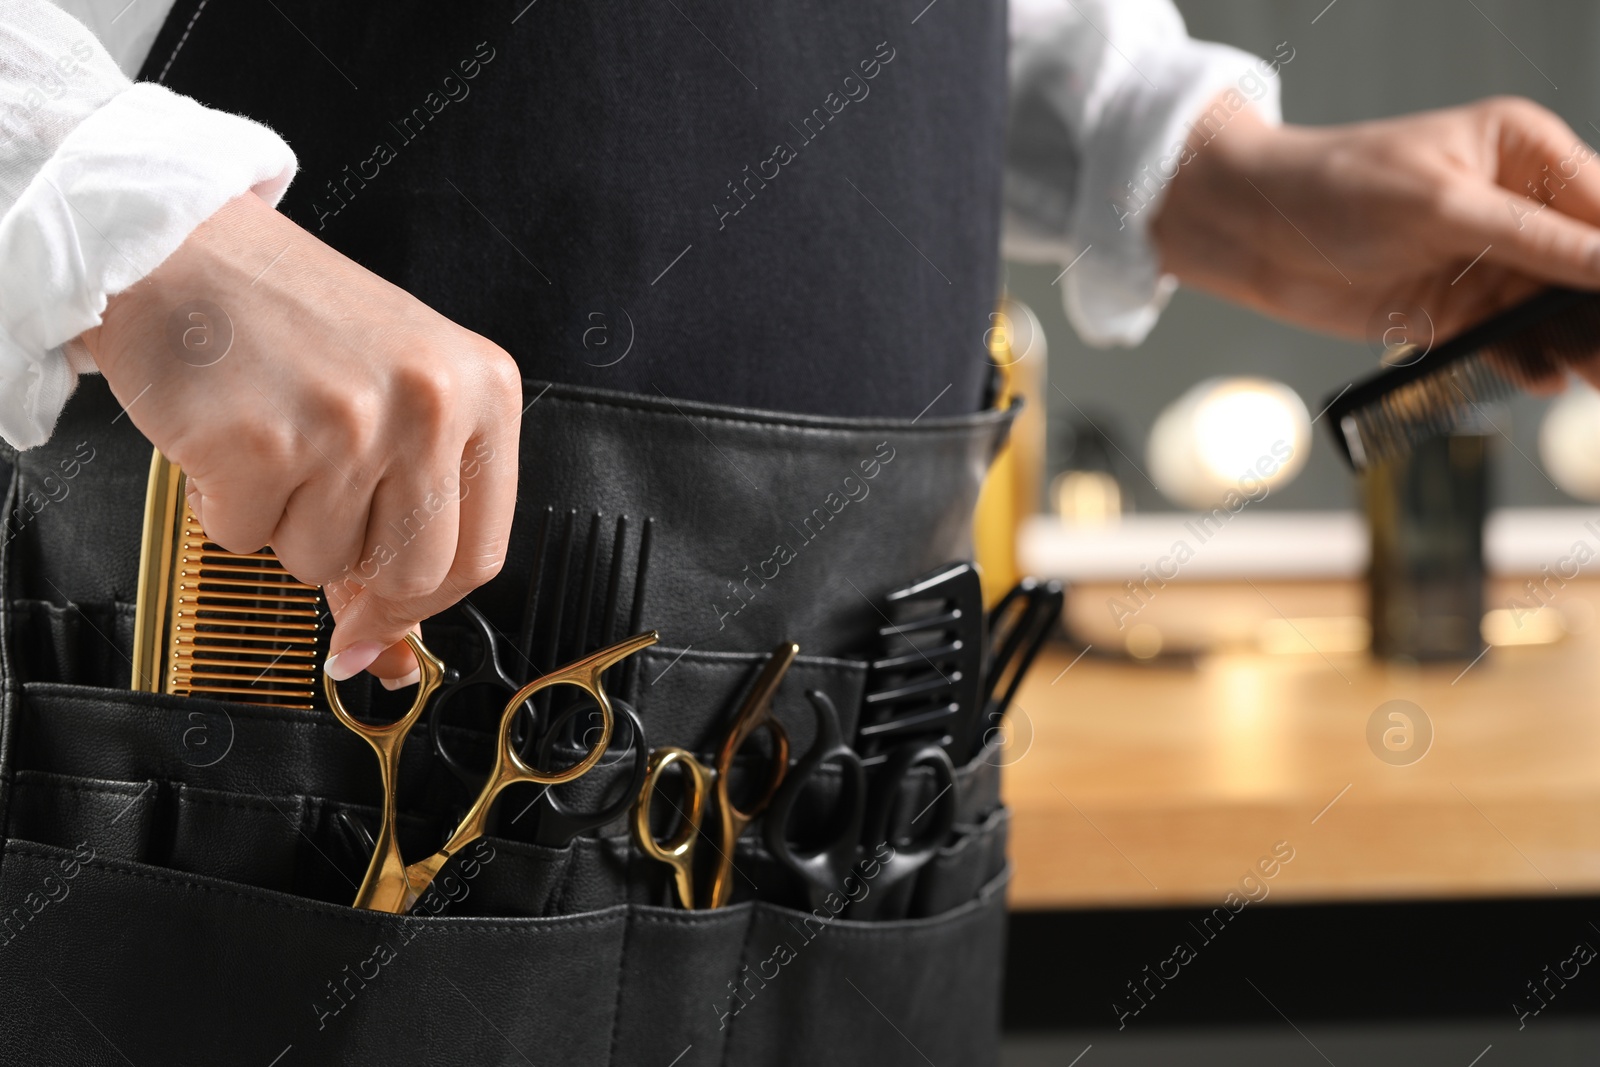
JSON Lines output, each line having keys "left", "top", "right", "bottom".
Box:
{"left": 854, "top": 562, "right": 986, "bottom": 766}
{"left": 517, "top": 507, "right": 654, "bottom": 736}
{"left": 1322, "top": 286, "right": 1600, "bottom": 470}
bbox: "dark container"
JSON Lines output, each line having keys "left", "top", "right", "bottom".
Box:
{"left": 1365, "top": 433, "right": 1490, "bottom": 661}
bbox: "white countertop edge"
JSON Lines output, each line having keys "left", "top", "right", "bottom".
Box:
{"left": 1019, "top": 509, "right": 1600, "bottom": 581}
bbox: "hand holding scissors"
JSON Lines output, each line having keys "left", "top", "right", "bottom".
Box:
{"left": 325, "top": 623, "right": 658, "bottom": 914}
{"left": 765, "top": 689, "right": 957, "bottom": 919}
{"left": 632, "top": 642, "right": 796, "bottom": 909}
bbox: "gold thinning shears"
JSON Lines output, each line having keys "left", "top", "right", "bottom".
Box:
{"left": 632, "top": 641, "right": 796, "bottom": 909}
{"left": 325, "top": 628, "right": 659, "bottom": 914}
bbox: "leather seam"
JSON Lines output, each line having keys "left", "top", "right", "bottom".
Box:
{"left": 717, "top": 897, "right": 759, "bottom": 1067}
{"left": 628, "top": 909, "right": 751, "bottom": 928}
{"left": 523, "top": 390, "right": 1013, "bottom": 439}
{"left": 24, "top": 685, "right": 348, "bottom": 731}
{"left": 3, "top": 843, "right": 630, "bottom": 932}
{"left": 605, "top": 897, "right": 634, "bottom": 1067}
{"left": 174, "top": 790, "right": 305, "bottom": 816}
{"left": 0, "top": 459, "right": 24, "bottom": 884}
{"left": 12, "top": 775, "right": 151, "bottom": 799}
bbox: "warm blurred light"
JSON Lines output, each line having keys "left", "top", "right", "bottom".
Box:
{"left": 1147, "top": 377, "right": 1311, "bottom": 510}
{"left": 1125, "top": 622, "right": 1163, "bottom": 659}
{"left": 1051, "top": 470, "right": 1122, "bottom": 525}
{"left": 1257, "top": 615, "right": 1370, "bottom": 656}
{"left": 1539, "top": 380, "right": 1600, "bottom": 502}
{"left": 1482, "top": 607, "right": 1566, "bottom": 647}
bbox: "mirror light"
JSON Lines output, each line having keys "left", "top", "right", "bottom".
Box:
{"left": 1539, "top": 379, "right": 1600, "bottom": 502}
{"left": 1147, "top": 377, "right": 1311, "bottom": 510}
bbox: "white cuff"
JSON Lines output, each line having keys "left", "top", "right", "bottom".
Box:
{"left": 1067, "top": 38, "right": 1284, "bottom": 346}
{"left": 1004, "top": 1, "right": 1288, "bottom": 348}
{"left": 0, "top": 82, "right": 297, "bottom": 450}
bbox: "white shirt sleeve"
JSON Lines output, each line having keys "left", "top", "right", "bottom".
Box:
{"left": 1005, "top": 0, "right": 1288, "bottom": 347}
{"left": 0, "top": 0, "right": 296, "bottom": 450}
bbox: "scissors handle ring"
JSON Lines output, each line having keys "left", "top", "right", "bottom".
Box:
{"left": 424, "top": 629, "right": 660, "bottom": 883}
{"left": 851, "top": 742, "right": 957, "bottom": 920}
{"left": 424, "top": 608, "right": 527, "bottom": 793}
{"left": 534, "top": 699, "right": 650, "bottom": 848}
{"left": 498, "top": 677, "right": 614, "bottom": 786}
{"left": 633, "top": 746, "right": 711, "bottom": 909}
{"left": 323, "top": 632, "right": 447, "bottom": 743}
{"left": 714, "top": 642, "right": 798, "bottom": 823}
{"left": 765, "top": 690, "right": 867, "bottom": 910}
{"left": 322, "top": 632, "right": 447, "bottom": 914}
{"left": 492, "top": 629, "right": 658, "bottom": 786}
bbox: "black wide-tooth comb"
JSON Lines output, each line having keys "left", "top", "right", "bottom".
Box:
{"left": 1322, "top": 286, "right": 1600, "bottom": 470}
{"left": 854, "top": 562, "right": 986, "bottom": 766}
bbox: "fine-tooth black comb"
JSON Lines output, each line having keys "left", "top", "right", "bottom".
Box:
{"left": 1322, "top": 286, "right": 1600, "bottom": 470}
{"left": 516, "top": 507, "right": 654, "bottom": 733}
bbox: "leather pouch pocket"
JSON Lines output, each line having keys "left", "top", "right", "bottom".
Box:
{"left": 609, "top": 875, "right": 1007, "bottom": 1067}
{"left": 164, "top": 783, "right": 307, "bottom": 894}
{"left": 719, "top": 870, "right": 1009, "bottom": 1067}
{"left": 909, "top": 805, "right": 1010, "bottom": 919}
{"left": 8, "top": 769, "right": 157, "bottom": 862}
{"left": 609, "top": 903, "right": 756, "bottom": 1065}
{"left": 0, "top": 842, "right": 630, "bottom": 1064}
{"left": 436, "top": 835, "right": 572, "bottom": 919}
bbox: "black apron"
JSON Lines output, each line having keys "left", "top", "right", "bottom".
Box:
{"left": 140, "top": 0, "right": 1007, "bottom": 419}
{"left": 0, "top": 4, "right": 1016, "bottom": 1064}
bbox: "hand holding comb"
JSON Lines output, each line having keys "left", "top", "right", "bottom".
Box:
{"left": 1323, "top": 287, "right": 1600, "bottom": 469}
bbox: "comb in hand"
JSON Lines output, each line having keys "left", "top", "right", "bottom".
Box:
{"left": 1323, "top": 287, "right": 1600, "bottom": 470}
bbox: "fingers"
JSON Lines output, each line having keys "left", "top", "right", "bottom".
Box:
{"left": 1435, "top": 100, "right": 1600, "bottom": 291}
{"left": 325, "top": 424, "right": 518, "bottom": 684}
{"left": 357, "top": 467, "right": 464, "bottom": 607}
{"left": 372, "top": 625, "right": 422, "bottom": 688}
{"left": 323, "top": 466, "right": 462, "bottom": 681}
{"left": 1437, "top": 178, "right": 1600, "bottom": 291}
{"left": 1489, "top": 99, "right": 1600, "bottom": 228}
{"left": 185, "top": 469, "right": 291, "bottom": 554}
{"left": 269, "top": 473, "right": 372, "bottom": 588}
{"left": 449, "top": 432, "right": 519, "bottom": 606}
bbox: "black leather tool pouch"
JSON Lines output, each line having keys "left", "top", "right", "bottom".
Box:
{"left": 0, "top": 380, "right": 1017, "bottom": 1065}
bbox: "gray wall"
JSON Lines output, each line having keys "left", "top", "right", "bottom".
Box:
{"left": 1011, "top": 0, "right": 1600, "bottom": 511}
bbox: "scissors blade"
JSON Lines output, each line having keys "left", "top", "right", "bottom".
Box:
{"left": 708, "top": 641, "right": 799, "bottom": 909}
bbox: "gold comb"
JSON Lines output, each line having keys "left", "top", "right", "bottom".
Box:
{"left": 132, "top": 449, "right": 328, "bottom": 707}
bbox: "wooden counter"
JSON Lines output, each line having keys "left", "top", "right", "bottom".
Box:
{"left": 1002, "top": 578, "right": 1600, "bottom": 909}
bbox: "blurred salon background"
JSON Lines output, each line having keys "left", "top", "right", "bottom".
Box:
{"left": 995, "top": 1, "right": 1600, "bottom": 1062}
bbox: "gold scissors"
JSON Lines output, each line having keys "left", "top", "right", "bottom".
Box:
{"left": 325, "top": 627, "right": 659, "bottom": 914}
{"left": 632, "top": 641, "right": 796, "bottom": 909}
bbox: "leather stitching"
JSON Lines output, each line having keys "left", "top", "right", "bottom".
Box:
{"left": 604, "top": 896, "right": 634, "bottom": 1067}
{"left": 522, "top": 385, "right": 1015, "bottom": 439}
{"left": 12, "top": 776, "right": 150, "bottom": 799}
{"left": 716, "top": 896, "right": 759, "bottom": 1067}
{"left": 4, "top": 842, "right": 632, "bottom": 933}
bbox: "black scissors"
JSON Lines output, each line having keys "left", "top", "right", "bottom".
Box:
{"left": 764, "top": 689, "right": 957, "bottom": 919}
{"left": 425, "top": 601, "right": 650, "bottom": 848}
{"left": 960, "top": 577, "right": 1064, "bottom": 760}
